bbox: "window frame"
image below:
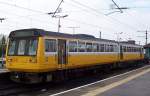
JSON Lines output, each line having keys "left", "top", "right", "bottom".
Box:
{"left": 68, "top": 40, "right": 78, "bottom": 52}
{"left": 78, "top": 41, "right": 86, "bottom": 52}
{"left": 8, "top": 37, "right": 38, "bottom": 56}
{"left": 45, "top": 39, "right": 57, "bottom": 53}
{"left": 86, "top": 42, "right": 92, "bottom": 52}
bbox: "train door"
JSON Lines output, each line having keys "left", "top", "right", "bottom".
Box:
{"left": 140, "top": 48, "right": 143, "bottom": 58}
{"left": 120, "top": 45, "right": 123, "bottom": 60}
{"left": 58, "top": 39, "right": 68, "bottom": 66}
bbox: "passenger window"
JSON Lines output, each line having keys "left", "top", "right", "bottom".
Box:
{"left": 45, "top": 39, "right": 56, "bottom": 52}
{"left": 114, "top": 45, "right": 118, "bottom": 52}
{"left": 110, "top": 45, "right": 113, "bottom": 52}
{"left": 106, "top": 45, "right": 109, "bottom": 52}
{"left": 93, "top": 43, "right": 99, "bottom": 52}
{"left": 18, "top": 40, "right": 26, "bottom": 55}
{"left": 69, "top": 41, "right": 77, "bottom": 52}
{"left": 86, "top": 43, "right": 92, "bottom": 52}
{"left": 78, "top": 42, "right": 85, "bottom": 52}
{"left": 100, "top": 44, "right": 105, "bottom": 52}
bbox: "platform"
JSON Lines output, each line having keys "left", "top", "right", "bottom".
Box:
{"left": 51, "top": 65, "right": 150, "bottom": 96}
{"left": 0, "top": 69, "right": 9, "bottom": 73}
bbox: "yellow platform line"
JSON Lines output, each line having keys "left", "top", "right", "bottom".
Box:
{"left": 82, "top": 68, "right": 150, "bottom": 96}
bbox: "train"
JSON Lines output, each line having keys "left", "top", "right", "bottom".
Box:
{"left": 6, "top": 28, "right": 144, "bottom": 83}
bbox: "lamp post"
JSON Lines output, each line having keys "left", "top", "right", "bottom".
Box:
{"left": 53, "top": 15, "right": 68, "bottom": 32}
{"left": 116, "top": 32, "right": 123, "bottom": 42}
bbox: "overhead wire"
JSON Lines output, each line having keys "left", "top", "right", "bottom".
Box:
{"left": 64, "top": 1, "right": 118, "bottom": 32}
{"left": 70, "top": 0, "right": 138, "bottom": 31}
{"left": 0, "top": 0, "right": 117, "bottom": 32}
{"left": 0, "top": 0, "right": 145, "bottom": 36}
{"left": 0, "top": 0, "right": 104, "bottom": 31}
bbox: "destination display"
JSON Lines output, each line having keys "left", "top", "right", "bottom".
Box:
{"left": 9, "top": 30, "right": 39, "bottom": 37}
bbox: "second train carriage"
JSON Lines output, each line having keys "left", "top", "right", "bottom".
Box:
{"left": 6, "top": 28, "right": 144, "bottom": 83}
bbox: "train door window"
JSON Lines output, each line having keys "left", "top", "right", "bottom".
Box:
{"left": 78, "top": 41, "right": 85, "bottom": 52}
{"left": 18, "top": 40, "right": 26, "bottom": 55}
{"left": 69, "top": 41, "right": 77, "bottom": 52}
{"left": 86, "top": 43, "right": 92, "bottom": 52}
{"left": 28, "top": 39, "right": 38, "bottom": 55}
{"left": 93, "top": 43, "right": 99, "bottom": 52}
{"left": 45, "top": 39, "right": 56, "bottom": 52}
{"left": 8, "top": 40, "right": 17, "bottom": 55}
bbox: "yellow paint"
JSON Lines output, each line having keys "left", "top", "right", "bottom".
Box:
{"left": 6, "top": 36, "right": 144, "bottom": 73}
{"left": 68, "top": 54, "right": 118, "bottom": 68}
{"left": 82, "top": 68, "right": 150, "bottom": 96}
{"left": 123, "top": 53, "right": 144, "bottom": 61}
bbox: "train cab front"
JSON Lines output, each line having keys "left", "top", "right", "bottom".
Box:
{"left": 5, "top": 29, "right": 47, "bottom": 83}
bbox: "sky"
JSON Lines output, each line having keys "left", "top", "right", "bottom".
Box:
{"left": 0, "top": 0, "right": 150, "bottom": 45}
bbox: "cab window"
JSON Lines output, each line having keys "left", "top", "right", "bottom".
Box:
{"left": 8, "top": 40, "right": 17, "bottom": 55}
{"left": 28, "top": 39, "right": 38, "bottom": 55}
{"left": 18, "top": 40, "right": 26, "bottom": 55}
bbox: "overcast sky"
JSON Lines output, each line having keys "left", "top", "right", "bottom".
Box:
{"left": 0, "top": 0, "right": 150, "bottom": 45}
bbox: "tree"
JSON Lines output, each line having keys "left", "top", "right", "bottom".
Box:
{"left": 0, "top": 35, "right": 7, "bottom": 57}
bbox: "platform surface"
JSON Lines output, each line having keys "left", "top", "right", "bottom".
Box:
{"left": 53, "top": 66, "right": 150, "bottom": 96}
{"left": 0, "top": 68, "right": 9, "bottom": 73}
{"left": 99, "top": 71, "right": 150, "bottom": 96}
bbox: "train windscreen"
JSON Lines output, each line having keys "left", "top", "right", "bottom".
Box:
{"left": 8, "top": 38, "right": 38, "bottom": 56}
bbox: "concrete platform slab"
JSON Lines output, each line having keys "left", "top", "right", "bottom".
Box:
{"left": 0, "top": 69, "right": 9, "bottom": 73}
{"left": 99, "top": 70, "right": 150, "bottom": 96}
{"left": 50, "top": 65, "right": 150, "bottom": 96}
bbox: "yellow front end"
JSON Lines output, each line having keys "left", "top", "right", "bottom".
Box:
{"left": 6, "top": 37, "right": 57, "bottom": 73}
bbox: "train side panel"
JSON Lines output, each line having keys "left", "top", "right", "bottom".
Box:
{"left": 67, "top": 52, "right": 118, "bottom": 68}
{"left": 122, "top": 53, "right": 144, "bottom": 61}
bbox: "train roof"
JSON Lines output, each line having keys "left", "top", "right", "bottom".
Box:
{"left": 9, "top": 28, "right": 117, "bottom": 43}
{"left": 9, "top": 28, "right": 141, "bottom": 46}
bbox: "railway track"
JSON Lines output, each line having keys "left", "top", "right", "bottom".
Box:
{"left": 0, "top": 63, "right": 148, "bottom": 96}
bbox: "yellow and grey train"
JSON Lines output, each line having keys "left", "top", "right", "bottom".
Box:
{"left": 6, "top": 28, "right": 144, "bottom": 83}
